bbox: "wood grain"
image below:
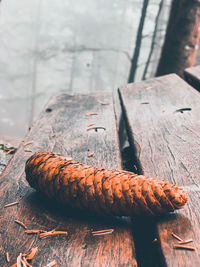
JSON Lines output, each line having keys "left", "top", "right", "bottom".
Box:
{"left": 0, "top": 93, "right": 137, "bottom": 266}
{"left": 184, "top": 65, "right": 200, "bottom": 92}
{"left": 119, "top": 74, "right": 200, "bottom": 266}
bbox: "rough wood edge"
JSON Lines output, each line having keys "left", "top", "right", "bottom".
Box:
{"left": 184, "top": 66, "right": 200, "bottom": 92}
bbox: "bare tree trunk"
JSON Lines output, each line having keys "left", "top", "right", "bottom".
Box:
{"left": 142, "top": 0, "right": 164, "bottom": 80}
{"left": 128, "top": 0, "right": 149, "bottom": 83}
{"left": 156, "top": 0, "right": 200, "bottom": 78}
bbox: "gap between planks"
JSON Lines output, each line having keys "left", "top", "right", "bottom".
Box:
{"left": 118, "top": 89, "right": 166, "bottom": 267}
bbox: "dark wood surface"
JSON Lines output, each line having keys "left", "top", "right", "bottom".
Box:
{"left": 184, "top": 65, "right": 200, "bottom": 91}
{"left": 0, "top": 93, "right": 137, "bottom": 266}
{"left": 119, "top": 74, "right": 200, "bottom": 266}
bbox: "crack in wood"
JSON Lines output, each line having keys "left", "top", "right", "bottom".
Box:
{"left": 174, "top": 108, "right": 192, "bottom": 113}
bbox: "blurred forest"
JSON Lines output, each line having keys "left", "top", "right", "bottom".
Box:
{"left": 0, "top": 0, "right": 199, "bottom": 138}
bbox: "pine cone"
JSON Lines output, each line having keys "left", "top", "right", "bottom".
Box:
{"left": 25, "top": 152, "right": 187, "bottom": 216}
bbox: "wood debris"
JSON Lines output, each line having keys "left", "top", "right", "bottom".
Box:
{"left": 87, "top": 123, "right": 96, "bottom": 127}
{"left": 52, "top": 133, "right": 56, "bottom": 137}
{"left": 85, "top": 112, "right": 98, "bottom": 116}
{"left": 173, "top": 244, "right": 195, "bottom": 251}
{"left": 15, "top": 220, "right": 27, "bottom": 229}
{"left": 21, "top": 258, "right": 28, "bottom": 267}
{"left": 5, "top": 252, "right": 10, "bottom": 262}
{"left": 88, "top": 153, "right": 94, "bottom": 158}
{"left": 25, "top": 229, "right": 68, "bottom": 238}
{"left": 171, "top": 232, "right": 183, "bottom": 241}
{"left": 92, "top": 229, "right": 114, "bottom": 236}
{"left": 24, "top": 149, "right": 33, "bottom": 153}
{"left": 6, "top": 149, "right": 15, "bottom": 155}
{"left": 178, "top": 239, "right": 193, "bottom": 245}
{"left": 22, "top": 257, "right": 32, "bottom": 267}
{"left": 0, "top": 143, "right": 17, "bottom": 154}
{"left": 17, "top": 253, "right": 22, "bottom": 267}
{"left": 39, "top": 230, "right": 68, "bottom": 239}
{"left": 25, "top": 229, "right": 46, "bottom": 234}
{"left": 4, "top": 201, "right": 19, "bottom": 208}
{"left": 23, "top": 141, "right": 34, "bottom": 147}
{"left": 25, "top": 247, "right": 38, "bottom": 260}
{"left": 45, "top": 260, "right": 58, "bottom": 267}
{"left": 11, "top": 247, "right": 38, "bottom": 267}
{"left": 171, "top": 232, "right": 195, "bottom": 251}
{"left": 98, "top": 100, "right": 109, "bottom": 105}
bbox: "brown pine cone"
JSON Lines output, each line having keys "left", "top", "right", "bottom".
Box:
{"left": 25, "top": 152, "right": 187, "bottom": 216}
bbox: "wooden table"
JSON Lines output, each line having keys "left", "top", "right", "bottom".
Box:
{"left": 0, "top": 72, "right": 200, "bottom": 266}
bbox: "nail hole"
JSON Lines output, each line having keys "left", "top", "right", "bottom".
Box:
{"left": 46, "top": 108, "right": 52, "bottom": 112}
{"left": 175, "top": 108, "right": 192, "bottom": 114}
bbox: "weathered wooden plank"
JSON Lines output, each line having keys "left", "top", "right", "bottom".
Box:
{"left": 0, "top": 93, "right": 137, "bottom": 266}
{"left": 184, "top": 65, "right": 200, "bottom": 92}
{"left": 119, "top": 74, "right": 200, "bottom": 266}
